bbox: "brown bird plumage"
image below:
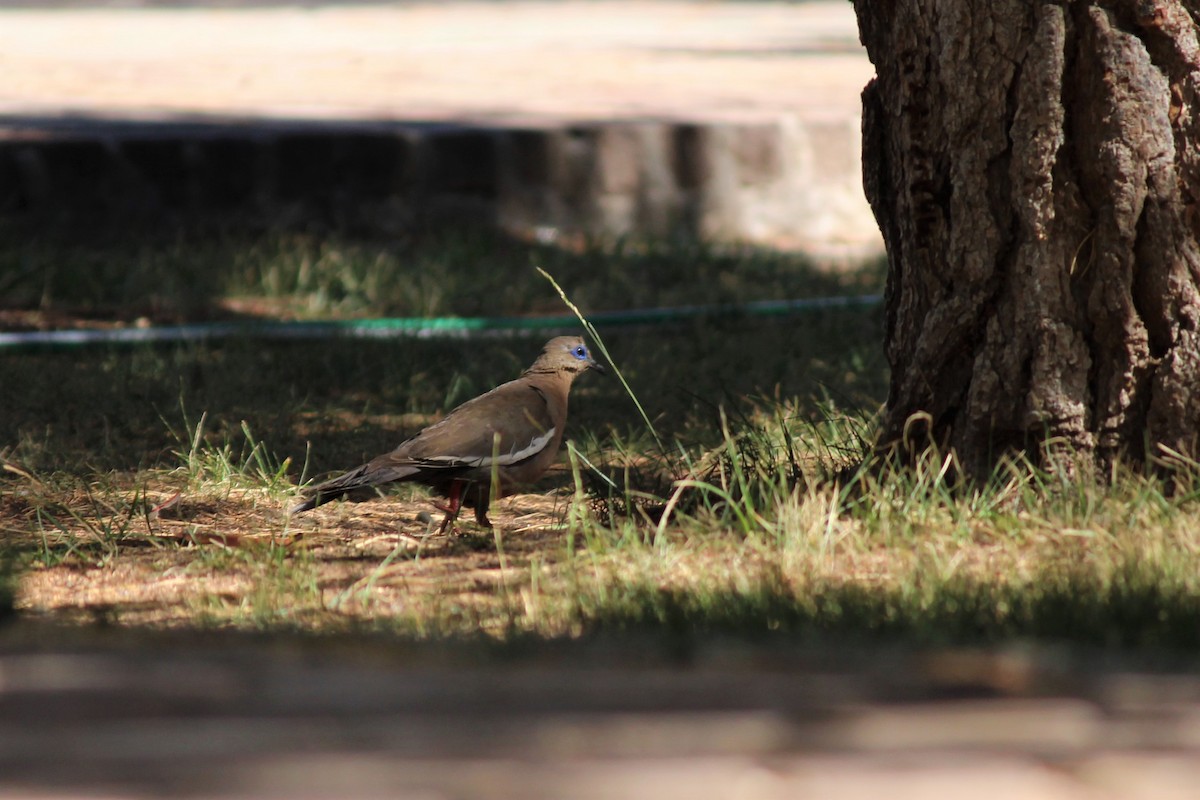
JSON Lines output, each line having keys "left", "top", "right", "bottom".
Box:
{"left": 291, "top": 336, "right": 605, "bottom": 530}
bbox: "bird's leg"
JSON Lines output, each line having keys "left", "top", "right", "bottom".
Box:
{"left": 474, "top": 489, "right": 493, "bottom": 529}
{"left": 434, "top": 480, "right": 465, "bottom": 534}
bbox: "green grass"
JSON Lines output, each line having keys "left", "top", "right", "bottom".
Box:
{"left": 4, "top": 226, "right": 1200, "bottom": 654}
{"left": 579, "top": 562, "right": 1200, "bottom": 650}
{"left": 2, "top": 225, "right": 882, "bottom": 322}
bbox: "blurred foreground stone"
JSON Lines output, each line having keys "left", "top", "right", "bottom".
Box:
{"left": 1, "top": 626, "right": 1198, "bottom": 799}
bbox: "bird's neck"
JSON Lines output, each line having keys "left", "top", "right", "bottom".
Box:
{"left": 524, "top": 366, "right": 573, "bottom": 378}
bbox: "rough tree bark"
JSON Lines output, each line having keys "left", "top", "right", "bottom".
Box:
{"left": 853, "top": 0, "right": 1200, "bottom": 477}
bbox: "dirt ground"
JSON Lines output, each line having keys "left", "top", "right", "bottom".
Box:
{"left": 13, "top": 485, "right": 576, "bottom": 630}
{"left": 6, "top": 478, "right": 1200, "bottom": 800}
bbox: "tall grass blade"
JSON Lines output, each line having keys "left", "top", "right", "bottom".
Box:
{"left": 537, "top": 267, "right": 664, "bottom": 453}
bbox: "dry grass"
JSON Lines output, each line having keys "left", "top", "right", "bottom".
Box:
{"left": 7, "top": 426, "right": 1200, "bottom": 650}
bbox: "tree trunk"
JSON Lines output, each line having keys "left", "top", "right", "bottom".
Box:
{"left": 853, "top": 0, "right": 1200, "bottom": 477}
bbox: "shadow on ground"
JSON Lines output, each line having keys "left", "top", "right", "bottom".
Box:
{"left": 2, "top": 205, "right": 886, "bottom": 476}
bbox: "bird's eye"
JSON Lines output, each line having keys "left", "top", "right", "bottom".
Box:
{"left": 573, "top": 345, "right": 587, "bottom": 359}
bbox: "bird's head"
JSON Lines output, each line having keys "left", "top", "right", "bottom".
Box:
{"left": 532, "top": 335, "right": 607, "bottom": 377}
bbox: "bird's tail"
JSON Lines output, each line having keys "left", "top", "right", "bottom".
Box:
{"left": 290, "top": 492, "right": 333, "bottom": 514}
{"left": 290, "top": 461, "right": 416, "bottom": 514}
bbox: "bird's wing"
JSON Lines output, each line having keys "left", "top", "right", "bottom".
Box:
{"left": 398, "top": 382, "right": 558, "bottom": 469}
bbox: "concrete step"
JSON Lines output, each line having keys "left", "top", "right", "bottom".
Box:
{"left": 1, "top": 114, "right": 871, "bottom": 256}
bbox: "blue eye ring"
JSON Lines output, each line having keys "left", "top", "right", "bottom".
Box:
{"left": 572, "top": 345, "right": 588, "bottom": 359}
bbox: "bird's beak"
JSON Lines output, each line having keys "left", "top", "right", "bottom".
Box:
{"left": 588, "top": 357, "right": 607, "bottom": 376}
